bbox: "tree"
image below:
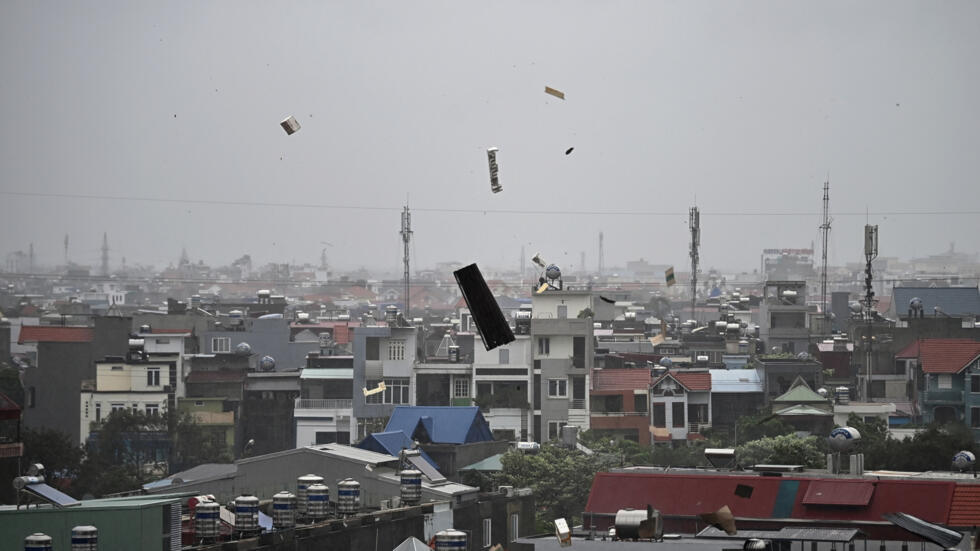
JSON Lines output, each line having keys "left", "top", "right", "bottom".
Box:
{"left": 577, "top": 308, "right": 594, "bottom": 319}
{"left": 736, "top": 434, "right": 825, "bottom": 468}
{"left": 21, "top": 427, "right": 83, "bottom": 485}
{"left": 75, "top": 410, "right": 168, "bottom": 497}
{"left": 171, "top": 410, "right": 233, "bottom": 472}
{"left": 499, "top": 444, "right": 600, "bottom": 530}
{"left": 736, "top": 411, "right": 794, "bottom": 443}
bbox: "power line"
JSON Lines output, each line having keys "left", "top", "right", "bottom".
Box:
{"left": 2, "top": 190, "right": 979, "bottom": 217}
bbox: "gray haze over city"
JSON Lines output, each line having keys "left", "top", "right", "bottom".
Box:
{"left": 2, "top": 1, "right": 979, "bottom": 275}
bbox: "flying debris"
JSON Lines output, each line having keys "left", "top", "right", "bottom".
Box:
{"left": 280, "top": 115, "right": 301, "bottom": 135}
{"left": 565, "top": 147, "right": 574, "bottom": 155}
{"left": 599, "top": 296, "right": 615, "bottom": 304}
{"left": 544, "top": 86, "right": 565, "bottom": 100}
{"left": 487, "top": 147, "right": 502, "bottom": 193}
{"left": 454, "top": 263, "right": 515, "bottom": 350}
{"left": 363, "top": 381, "right": 387, "bottom": 397}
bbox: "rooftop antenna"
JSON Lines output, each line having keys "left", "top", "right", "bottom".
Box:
{"left": 820, "top": 180, "right": 833, "bottom": 320}
{"left": 400, "top": 203, "right": 413, "bottom": 318}
{"left": 63, "top": 234, "right": 69, "bottom": 264}
{"left": 862, "top": 224, "right": 879, "bottom": 401}
{"left": 100, "top": 232, "right": 109, "bottom": 277}
{"left": 689, "top": 206, "right": 700, "bottom": 323}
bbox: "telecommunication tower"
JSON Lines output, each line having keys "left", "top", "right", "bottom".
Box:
{"left": 400, "top": 206, "right": 413, "bottom": 318}
{"left": 689, "top": 206, "right": 700, "bottom": 322}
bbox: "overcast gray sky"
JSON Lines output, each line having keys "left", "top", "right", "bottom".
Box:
{"left": 2, "top": 1, "right": 978, "bottom": 275}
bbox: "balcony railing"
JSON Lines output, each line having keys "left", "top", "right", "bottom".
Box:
{"left": 922, "top": 389, "right": 964, "bottom": 404}
{"left": 591, "top": 411, "right": 647, "bottom": 417}
{"left": 688, "top": 422, "right": 711, "bottom": 434}
{"left": 570, "top": 398, "right": 586, "bottom": 410}
{"left": 294, "top": 398, "right": 353, "bottom": 410}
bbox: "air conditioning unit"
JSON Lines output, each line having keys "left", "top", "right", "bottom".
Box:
{"left": 498, "top": 486, "right": 514, "bottom": 497}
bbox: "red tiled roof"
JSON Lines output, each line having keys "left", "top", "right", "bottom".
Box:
{"left": 17, "top": 326, "right": 93, "bottom": 344}
{"left": 0, "top": 391, "right": 21, "bottom": 420}
{"left": 653, "top": 370, "right": 711, "bottom": 391}
{"left": 895, "top": 339, "right": 920, "bottom": 359}
{"left": 918, "top": 339, "right": 980, "bottom": 374}
{"left": 949, "top": 484, "right": 980, "bottom": 526}
{"left": 593, "top": 368, "right": 652, "bottom": 391}
{"left": 186, "top": 370, "right": 246, "bottom": 384}
{"left": 802, "top": 480, "right": 874, "bottom": 506}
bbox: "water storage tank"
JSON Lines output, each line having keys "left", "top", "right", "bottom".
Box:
{"left": 234, "top": 342, "right": 252, "bottom": 356}
{"left": 235, "top": 495, "right": 260, "bottom": 534}
{"left": 296, "top": 474, "right": 323, "bottom": 516}
{"left": 835, "top": 386, "right": 850, "bottom": 405}
{"left": 337, "top": 478, "right": 361, "bottom": 516}
{"left": 195, "top": 501, "right": 220, "bottom": 540}
{"left": 614, "top": 509, "right": 649, "bottom": 540}
{"left": 827, "top": 427, "right": 861, "bottom": 452}
{"left": 307, "top": 483, "right": 330, "bottom": 520}
{"left": 434, "top": 529, "right": 468, "bottom": 551}
{"left": 71, "top": 525, "right": 98, "bottom": 551}
{"left": 24, "top": 533, "right": 52, "bottom": 551}
{"left": 954, "top": 451, "right": 976, "bottom": 471}
{"left": 400, "top": 469, "right": 422, "bottom": 506}
{"left": 259, "top": 355, "right": 276, "bottom": 371}
{"left": 272, "top": 491, "right": 296, "bottom": 529}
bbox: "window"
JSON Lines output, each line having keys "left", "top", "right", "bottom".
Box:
{"left": 111, "top": 403, "right": 125, "bottom": 413}
{"left": 548, "top": 420, "right": 567, "bottom": 440}
{"left": 388, "top": 339, "right": 406, "bottom": 361}
{"left": 111, "top": 365, "right": 124, "bottom": 371}
{"left": 132, "top": 403, "right": 140, "bottom": 414}
{"left": 557, "top": 304, "right": 567, "bottom": 319}
{"left": 672, "top": 402, "right": 685, "bottom": 428}
{"left": 147, "top": 367, "right": 161, "bottom": 387}
{"left": 548, "top": 378, "right": 567, "bottom": 398}
{"left": 510, "top": 512, "right": 519, "bottom": 542}
{"left": 211, "top": 337, "right": 230, "bottom": 353}
{"left": 938, "top": 374, "right": 952, "bottom": 389}
{"left": 972, "top": 376, "right": 980, "bottom": 393}
{"left": 155, "top": 338, "right": 170, "bottom": 344}
{"left": 483, "top": 518, "right": 492, "bottom": 548}
{"left": 454, "top": 377, "right": 470, "bottom": 398}
{"left": 653, "top": 403, "right": 666, "bottom": 427}
{"left": 973, "top": 408, "right": 980, "bottom": 428}
{"left": 538, "top": 338, "right": 550, "bottom": 355}
{"left": 146, "top": 403, "right": 159, "bottom": 416}
{"left": 634, "top": 394, "right": 647, "bottom": 413}
{"left": 367, "top": 378, "right": 410, "bottom": 404}
{"left": 95, "top": 402, "right": 101, "bottom": 422}
{"left": 499, "top": 348, "right": 510, "bottom": 364}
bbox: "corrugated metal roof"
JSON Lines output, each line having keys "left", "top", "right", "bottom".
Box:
{"left": 802, "top": 480, "right": 874, "bottom": 506}
{"left": 774, "top": 404, "right": 833, "bottom": 416}
{"left": 355, "top": 430, "right": 439, "bottom": 469}
{"left": 948, "top": 484, "right": 980, "bottom": 526}
{"left": 653, "top": 370, "right": 711, "bottom": 391}
{"left": 697, "top": 526, "right": 861, "bottom": 543}
{"left": 17, "top": 325, "right": 93, "bottom": 344}
{"left": 300, "top": 368, "right": 353, "bottom": 380}
{"left": 384, "top": 406, "right": 494, "bottom": 444}
{"left": 709, "top": 369, "right": 763, "bottom": 393}
{"left": 894, "top": 287, "right": 980, "bottom": 317}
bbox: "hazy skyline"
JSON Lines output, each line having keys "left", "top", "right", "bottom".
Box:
{"left": 3, "top": 2, "right": 979, "bottom": 275}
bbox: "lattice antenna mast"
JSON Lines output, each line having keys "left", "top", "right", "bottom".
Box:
{"left": 820, "top": 181, "right": 833, "bottom": 319}
{"left": 862, "top": 224, "right": 879, "bottom": 401}
{"left": 690, "top": 206, "right": 700, "bottom": 323}
{"left": 400, "top": 205, "right": 413, "bottom": 319}
{"left": 100, "top": 233, "right": 110, "bottom": 277}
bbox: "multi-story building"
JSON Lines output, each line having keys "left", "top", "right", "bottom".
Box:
{"left": 899, "top": 339, "right": 980, "bottom": 432}
{"left": 530, "top": 290, "right": 593, "bottom": 442}
{"left": 758, "top": 281, "right": 816, "bottom": 354}
{"left": 473, "top": 333, "right": 533, "bottom": 441}
{"left": 649, "top": 370, "right": 711, "bottom": 443}
{"left": 589, "top": 368, "right": 652, "bottom": 444}
{"left": 294, "top": 356, "right": 354, "bottom": 446}
{"left": 351, "top": 323, "right": 419, "bottom": 439}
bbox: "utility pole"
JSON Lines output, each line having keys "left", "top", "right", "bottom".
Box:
{"left": 598, "top": 231, "right": 604, "bottom": 279}
{"left": 863, "top": 224, "right": 878, "bottom": 401}
{"left": 400, "top": 205, "right": 413, "bottom": 319}
{"left": 100, "top": 233, "right": 110, "bottom": 277}
{"left": 820, "top": 181, "right": 832, "bottom": 323}
{"left": 689, "top": 206, "right": 700, "bottom": 324}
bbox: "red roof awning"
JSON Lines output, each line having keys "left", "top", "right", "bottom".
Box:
{"left": 803, "top": 480, "right": 874, "bottom": 506}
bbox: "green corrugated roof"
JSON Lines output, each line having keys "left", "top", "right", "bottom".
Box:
{"left": 773, "top": 404, "right": 833, "bottom": 417}
{"left": 300, "top": 368, "right": 353, "bottom": 380}
{"left": 459, "top": 453, "right": 504, "bottom": 472}
{"left": 773, "top": 384, "right": 827, "bottom": 403}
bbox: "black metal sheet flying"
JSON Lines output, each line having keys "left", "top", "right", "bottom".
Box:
{"left": 24, "top": 483, "right": 81, "bottom": 507}
{"left": 883, "top": 512, "right": 962, "bottom": 548}
{"left": 453, "top": 263, "right": 515, "bottom": 351}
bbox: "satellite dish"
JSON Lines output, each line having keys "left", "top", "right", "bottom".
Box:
{"left": 234, "top": 342, "right": 252, "bottom": 356}
{"left": 827, "top": 427, "right": 861, "bottom": 452}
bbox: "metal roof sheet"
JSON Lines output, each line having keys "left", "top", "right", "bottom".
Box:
{"left": 384, "top": 406, "right": 494, "bottom": 444}
{"left": 802, "top": 480, "right": 874, "bottom": 506}
{"left": 894, "top": 287, "right": 980, "bottom": 317}
{"left": 709, "top": 369, "right": 763, "bottom": 393}
{"left": 300, "top": 368, "right": 353, "bottom": 380}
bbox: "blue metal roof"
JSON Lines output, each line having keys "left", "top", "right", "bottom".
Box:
{"left": 355, "top": 430, "right": 439, "bottom": 468}
{"left": 384, "top": 406, "right": 494, "bottom": 444}
{"left": 894, "top": 287, "right": 980, "bottom": 317}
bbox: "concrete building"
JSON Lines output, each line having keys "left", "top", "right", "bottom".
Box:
{"left": 758, "top": 281, "right": 816, "bottom": 354}
{"left": 650, "top": 370, "right": 712, "bottom": 443}
{"left": 201, "top": 316, "right": 320, "bottom": 371}
{"left": 530, "top": 290, "right": 594, "bottom": 442}
{"left": 589, "top": 367, "right": 652, "bottom": 444}
{"left": 295, "top": 365, "right": 354, "bottom": 446}
{"left": 351, "top": 323, "right": 419, "bottom": 439}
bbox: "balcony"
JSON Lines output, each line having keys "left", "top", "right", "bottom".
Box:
{"left": 570, "top": 398, "right": 586, "bottom": 410}
{"left": 591, "top": 411, "right": 647, "bottom": 417}
{"left": 688, "top": 422, "right": 711, "bottom": 434}
{"left": 294, "top": 398, "right": 353, "bottom": 417}
{"left": 921, "top": 389, "right": 964, "bottom": 405}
